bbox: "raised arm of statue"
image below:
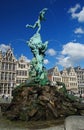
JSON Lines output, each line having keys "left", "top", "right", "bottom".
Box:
{"left": 39, "top": 8, "right": 48, "bottom": 21}
{"left": 26, "top": 8, "right": 48, "bottom": 33}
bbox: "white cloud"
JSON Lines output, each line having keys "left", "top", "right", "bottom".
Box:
{"left": 0, "top": 44, "right": 10, "bottom": 52}
{"left": 57, "top": 56, "right": 72, "bottom": 67}
{"left": 21, "top": 55, "right": 31, "bottom": 62}
{"left": 57, "top": 42, "right": 84, "bottom": 67}
{"left": 46, "top": 48, "right": 56, "bottom": 56}
{"left": 62, "top": 42, "right": 84, "bottom": 57}
{"left": 68, "top": 4, "right": 80, "bottom": 14}
{"left": 68, "top": 4, "right": 84, "bottom": 22}
{"left": 74, "top": 27, "right": 84, "bottom": 34}
{"left": 77, "top": 7, "right": 84, "bottom": 22}
{"left": 44, "top": 59, "right": 49, "bottom": 64}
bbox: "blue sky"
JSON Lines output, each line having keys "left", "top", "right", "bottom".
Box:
{"left": 0, "top": 0, "right": 84, "bottom": 70}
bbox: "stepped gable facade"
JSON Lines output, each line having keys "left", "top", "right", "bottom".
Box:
{"left": 75, "top": 66, "right": 84, "bottom": 97}
{"left": 0, "top": 48, "right": 16, "bottom": 98}
{"left": 16, "top": 55, "right": 30, "bottom": 86}
{"left": 48, "top": 66, "right": 78, "bottom": 94}
{"left": 0, "top": 48, "right": 30, "bottom": 99}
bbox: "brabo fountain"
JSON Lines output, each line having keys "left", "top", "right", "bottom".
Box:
{"left": 26, "top": 8, "right": 49, "bottom": 86}
{"left": 2, "top": 8, "right": 84, "bottom": 129}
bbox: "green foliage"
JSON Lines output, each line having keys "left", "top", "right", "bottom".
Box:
{"left": 56, "top": 81, "right": 67, "bottom": 95}
{"left": 56, "top": 81, "right": 80, "bottom": 102}
{"left": 67, "top": 94, "right": 80, "bottom": 102}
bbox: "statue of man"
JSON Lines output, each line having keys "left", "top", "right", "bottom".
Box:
{"left": 26, "top": 8, "right": 48, "bottom": 84}
{"left": 26, "top": 8, "right": 48, "bottom": 33}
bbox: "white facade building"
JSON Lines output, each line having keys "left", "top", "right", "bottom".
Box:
{"left": 48, "top": 66, "right": 78, "bottom": 94}
{"left": 16, "top": 55, "right": 30, "bottom": 86}
{"left": 0, "top": 49, "right": 16, "bottom": 98}
{"left": 0, "top": 49, "right": 30, "bottom": 99}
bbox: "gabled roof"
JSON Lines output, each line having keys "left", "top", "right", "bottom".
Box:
{"left": 2, "top": 48, "right": 16, "bottom": 62}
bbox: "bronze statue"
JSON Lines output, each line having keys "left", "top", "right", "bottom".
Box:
{"left": 26, "top": 8, "right": 49, "bottom": 85}
{"left": 26, "top": 8, "right": 48, "bottom": 33}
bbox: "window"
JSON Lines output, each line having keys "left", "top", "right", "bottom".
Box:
{"left": 8, "top": 89, "right": 10, "bottom": 94}
{"left": 12, "top": 74, "right": 15, "bottom": 80}
{"left": 1, "top": 63, "right": 4, "bottom": 70}
{"left": 1, "top": 72, "right": 4, "bottom": 80}
{"left": 13, "top": 64, "right": 15, "bottom": 70}
{"left": 16, "top": 70, "right": 18, "bottom": 75}
{"left": 0, "top": 86, "right": 2, "bottom": 93}
{"left": 9, "top": 73, "right": 11, "bottom": 80}
{"left": 9, "top": 64, "right": 11, "bottom": 70}
{"left": 5, "top": 63, "right": 8, "bottom": 70}
{"left": 5, "top": 73, "right": 7, "bottom": 80}
{"left": 25, "top": 71, "right": 26, "bottom": 76}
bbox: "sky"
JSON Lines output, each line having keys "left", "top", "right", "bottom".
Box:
{"left": 0, "top": 0, "right": 84, "bottom": 70}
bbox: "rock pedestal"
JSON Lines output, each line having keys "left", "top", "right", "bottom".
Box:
{"left": 3, "top": 85, "right": 81, "bottom": 121}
